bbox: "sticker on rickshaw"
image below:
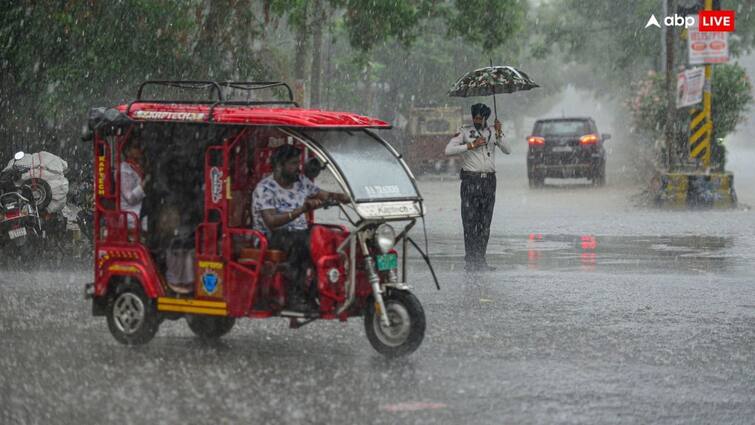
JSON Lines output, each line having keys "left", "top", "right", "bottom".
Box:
{"left": 97, "top": 155, "right": 107, "bottom": 195}
{"left": 198, "top": 260, "right": 223, "bottom": 270}
{"left": 210, "top": 167, "right": 222, "bottom": 203}
{"left": 133, "top": 110, "right": 206, "bottom": 121}
{"left": 198, "top": 261, "right": 223, "bottom": 297}
{"left": 97, "top": 251, "right": 109, "bottom": 268}
{"left": 202, "top": 272, "right": 219, "bottom": 295}
{"left": 108, "top": 264, "right": 139, "bottom": 273}
{"left": 364, "top": 185, "right": 401, "bottom": 197}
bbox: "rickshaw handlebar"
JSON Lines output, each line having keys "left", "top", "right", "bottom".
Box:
{"left": 321, "top": 199, "right": 340, "bottom": 210}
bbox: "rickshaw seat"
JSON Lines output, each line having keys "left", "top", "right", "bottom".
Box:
{"left": 239, "top": 247, "right": 288, "bottom": 263}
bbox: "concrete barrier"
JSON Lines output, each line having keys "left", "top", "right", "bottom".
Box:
{"left": 653, "top": 171, "right": 737, "bottom": 209}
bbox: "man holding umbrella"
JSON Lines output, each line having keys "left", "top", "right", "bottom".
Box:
{"left": 445, "top": 103, "right": 510, "bottom": 272}
{"left": 446, "top": 63, "right": 538, "bottom": 272}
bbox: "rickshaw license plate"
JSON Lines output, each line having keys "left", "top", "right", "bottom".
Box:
{"left": 8, "top": 227, "right": 26, "bottom": 239}
{"left": 376, "top": 253, "right": 397, "bottom": 271}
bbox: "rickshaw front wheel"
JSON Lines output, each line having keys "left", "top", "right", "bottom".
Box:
{"left": 186, "top": 315, "right": 236, "bottom": 340}
{"left": 106, "top": 281, "right": 159, "bottom": 345}
{"left": 364, "top": 290, "right": 425, "bottom": 357}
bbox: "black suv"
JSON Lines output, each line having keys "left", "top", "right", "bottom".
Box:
{"left": 526, "top": 117, "right": 610, "bottom": 187}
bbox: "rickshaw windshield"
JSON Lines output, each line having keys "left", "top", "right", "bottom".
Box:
{"left": 300, "top": 129, "right": 418, "bottom": 202}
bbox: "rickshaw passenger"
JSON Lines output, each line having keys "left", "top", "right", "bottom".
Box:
{"left": 252, "top": 145, "right": 348, "bottom": 311}
{"left": 120, "top": 138, "right": 146, "bottom": 230}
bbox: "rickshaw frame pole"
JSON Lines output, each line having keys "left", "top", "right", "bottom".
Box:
{"left": 396, "top": 220, "right": 417, "bottom": 283}
{"left": 407, "top": 237, "right": 441, "bottom": 291}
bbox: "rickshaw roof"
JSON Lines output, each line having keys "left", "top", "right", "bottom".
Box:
{"left": 115, "top": 103, "right": 391, "bottom": 128}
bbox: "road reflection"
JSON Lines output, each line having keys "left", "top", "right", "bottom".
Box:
{"left": 528, "top": 234, "right": 599, "bottom": 271}
{"left": 520, "top": 233, "right": 733, "bottom": 274}
{"left": 409, "top": 233, "right": 735, "bottom": 274}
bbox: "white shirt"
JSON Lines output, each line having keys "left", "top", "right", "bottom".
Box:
{"left": 445, "top": 125, "right": 511, "bottom": 173}
{"left": 120, "top": 162, "right": 145, "bottom": 228}
{"left": 252, "top": 174, "right": 320, "bottom": 236}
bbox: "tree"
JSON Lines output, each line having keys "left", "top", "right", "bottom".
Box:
{"left": 537, "top": 0, "right": 660, "bottom": 97}
{"left": 711, "top": 64, "right": 753, "bottom": 140}
{"left": 446, "top": 0, "right": 527, "bottom": 53}
{"left": 626, "top": 64, "right": 752, "bottom": 148}
{"left": 0, "top": 1, "right": 198, "bottom": 160}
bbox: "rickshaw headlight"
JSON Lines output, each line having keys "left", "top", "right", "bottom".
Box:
{"left": 375, "top": 224, "right": 396, "bottom": 253}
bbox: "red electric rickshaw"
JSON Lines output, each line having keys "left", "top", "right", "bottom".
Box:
{"left": 83, "top": 81, "right": 438, "bottom": 357}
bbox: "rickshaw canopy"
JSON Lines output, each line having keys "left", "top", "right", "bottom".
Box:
{"left": 116, "top": 103, "right": 391, "bottom": 128}
{"left": 86, "top": 80, "right": 421, "bottom": 223}
{"left": 88, "top": 80, "right": 391, "bottom": 132}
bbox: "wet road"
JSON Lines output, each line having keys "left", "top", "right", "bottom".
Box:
{"left": 2, "top": 151, "right": 755, "bottom": 424}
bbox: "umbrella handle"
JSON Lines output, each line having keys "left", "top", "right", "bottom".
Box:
{"left": 489, "top": 58, "right": 501, "bottom": 138}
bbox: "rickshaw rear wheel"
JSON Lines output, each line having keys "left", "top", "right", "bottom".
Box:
{"left": 106, "top": 281, "right": 159, "bottom": 345}
{"left": 186, "top": 315, "right": 236, "bottom": 340}
{"left": 364, "top": 290, "right": 425, "bottom": 357}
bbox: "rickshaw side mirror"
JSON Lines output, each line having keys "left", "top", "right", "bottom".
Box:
{"left": 13, "top": 151, "right": 25, "bottom": 161}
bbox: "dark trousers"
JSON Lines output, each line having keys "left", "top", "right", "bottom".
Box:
{"left": 269, "top": 229, "right": 312, "bottom": 298}
{"left": 460, "top": 171, "right": 496, "bottom": 266}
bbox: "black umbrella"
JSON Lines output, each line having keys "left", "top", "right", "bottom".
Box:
{"left": 448, "top": 60, "right": 538, "bottom": 133}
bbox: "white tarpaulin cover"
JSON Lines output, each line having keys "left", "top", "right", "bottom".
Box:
{"left": 4, "top": 151, "right": 69, "bottom": 212}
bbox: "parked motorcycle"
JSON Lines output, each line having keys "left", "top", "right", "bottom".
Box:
{"left": 0, "top": 152, "right": 44, "bottom": 255}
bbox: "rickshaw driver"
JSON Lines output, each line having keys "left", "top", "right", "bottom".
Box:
{"left": 252, "top": 145, "right": 350, "bottom": 311}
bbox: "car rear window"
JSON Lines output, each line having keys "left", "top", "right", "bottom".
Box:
{"left": 534, "top": 120, "right": 589, "bottom": 136}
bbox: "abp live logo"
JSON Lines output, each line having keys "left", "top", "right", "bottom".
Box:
{"left": 644, "top": 10, "right": 735, "bottom": 32}
{"left": 699, "top": 10, "right": 735, "bottom": 32}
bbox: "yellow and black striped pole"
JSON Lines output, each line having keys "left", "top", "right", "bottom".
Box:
{"left": 689, "top": 0, "right": 714, "bottom": 168}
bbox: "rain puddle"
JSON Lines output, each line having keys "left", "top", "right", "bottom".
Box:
{"left": 414, "top": 234, "right": 737, "bottom": 274}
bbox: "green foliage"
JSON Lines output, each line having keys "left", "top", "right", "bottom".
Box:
{"left": 1, "top": 1, "right": 198, "bottom": 123}
{"left": 625, "top": 71, "right": 668, "bottom": 140}
{"left": 0, "top": 0, "right": 535, "bottom": 164}
{"left": 626, "top": 64, "right": 753, "bottom": 142}
{"left": 341, "top": 0, "right": 424, "bottom": 52}
{"left": 711, "top": 63, "right": 753, "bottom": 140}
{"left": 446, "top": 0, "right": 527, "bottom": 53}
{"left": 270, "top": 0, "right": 310, "bottom": 29}
{"left": 537, "top": 0, "right": 659, "bottom": 96}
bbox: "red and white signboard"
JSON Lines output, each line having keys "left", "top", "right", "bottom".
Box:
{"left": 677, "top": 67, "right": 705, "bottom": 108}
{"left": 688, "top": 24, "right": 729, "bottom": 64}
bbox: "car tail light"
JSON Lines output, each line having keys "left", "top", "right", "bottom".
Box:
{"left": 580, "top": 134, "right": 599, "bottom": 145}
{"left": 528, "top": 136, "right": 545, "bottom": 146}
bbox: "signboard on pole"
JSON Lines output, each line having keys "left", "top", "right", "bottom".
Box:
{"left": 677, "top": 67, "right": 705, "bottom": 108}
{"left": 688, "top": 26, "right": 729, "bottom": 64}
